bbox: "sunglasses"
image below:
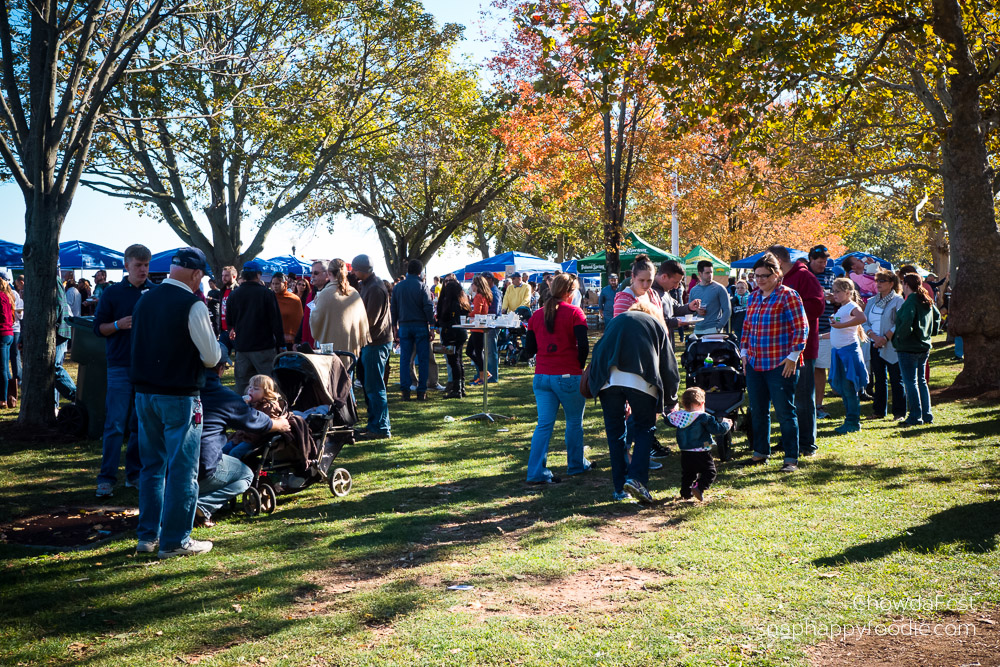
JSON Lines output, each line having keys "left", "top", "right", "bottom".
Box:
{"left": 876, "top": 277, "right": 892, "bottom": 283}
{"left": 811, "top": 245, "right": 828, "bottom": 252}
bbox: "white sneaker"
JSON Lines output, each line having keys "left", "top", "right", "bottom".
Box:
{"left": 434, "top": 383, "right": 447, "bottom": 391}
{"left": 96, "top": 482, "right": 113, "bottom": 498}
{"left": 158, "top": 538, "right": 213, "bottom": 558}
{"left": 136, "top": 539, "right": 159, "bottom": 553}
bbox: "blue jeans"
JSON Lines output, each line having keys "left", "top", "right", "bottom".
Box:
{"left": 97, "top": 366, "right": 142, "bottom": 486}
{"left": 360, "top": 342, "right": 391, "bottom": 435}
{"left": 398, "top": 324, "right": 430, "bottom": 392}
{"left": 898, "top": 351, "right": 933, "bottom": 424}
{"left": 486, "top": 329, "right": 499, "bottom": 382}
{"left": 829, "top": 358, "right": 861, "bottom": 428}
{"left": 795, "top": 357, "right": 817, "bottom": 453}
{"left": 8, "top": 331, "right": 19, "bottom": 383}
{"left": 0, "top": 334, "right": 10, "bottom": 400}
{"left": 526, "top": 374, "right": 588, "bottom": 482}
{"left": 135, "top": 393, "right": 202, "bottom": 550}
{"left": 54, "top": 341, "right": 76, "bottom": 401}
{"left": 197, "top": 454, "right": 253, "bottom": 517}
{"left": 599, "top": 386, "right": 658, "bottom": 493}
{"left": 746, "top": 365, "right": 799, "bottom": 463}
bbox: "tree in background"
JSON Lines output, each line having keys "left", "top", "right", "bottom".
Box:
{"left": 0, "top": 0, "right": 185, "bottom": 425}
{"left": 87, "top": 0, "right": 456, "bottom": 276}
{"left": 319, "top": 61, "right": 518, "bottom": 275}
{"left": 539, "top": 0, "right": 1000, "bottom": 391}
{"left": 497, "top": 0, "right": 680, "bottom": 276}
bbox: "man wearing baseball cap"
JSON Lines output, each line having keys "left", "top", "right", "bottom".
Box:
{"left": 807, "top": 245, "right": 836, "bottom": 419}
{"left": 351, "top": 254, "right": 392, "bottom": 438}
{"left": 130, "top": 247, "right": 221, "bottom": 557}
{"left": 225, "top": 259, "right": 284, "bottom": 396}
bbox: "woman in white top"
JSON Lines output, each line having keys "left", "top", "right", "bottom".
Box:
{"left": 863, "top": 270, "right": 905, "bottom": 420}
{"left": 828, "top": 278, "right": 868, "bottom": 434}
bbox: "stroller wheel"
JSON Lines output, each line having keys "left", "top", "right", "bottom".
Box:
{"left": 260, "top": 484, "right": 277, "bottom": 514}
{"left": 329, "top": 468, "right": 352, "bottom": 497}
{"left": 243, "top": 487, "right": 262, "bottom": 517}
{"left": 719, "top": 431, "right": 732, "bottom": 462}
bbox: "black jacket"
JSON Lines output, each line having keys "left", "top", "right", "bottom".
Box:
{"left": 226, "top": 281, "right": 284, "bottom": 352}
{"left": 588, "top": 310, "right": 678, "bottom": 413}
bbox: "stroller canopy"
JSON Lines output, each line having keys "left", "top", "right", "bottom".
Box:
{"left": 272, "top": 351, "right": 356, "bottom": 428}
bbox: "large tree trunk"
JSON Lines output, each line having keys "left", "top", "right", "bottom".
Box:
{"left": 18, "top": 199, "right": 63, "bottom": 425}
{"left": 934, "top": 0, "right": 1000, "bottom": 391}
{"left": 927, "top": 221, "right": 950, "bottom": 278}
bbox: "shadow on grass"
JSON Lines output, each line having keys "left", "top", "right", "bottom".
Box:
{"left": 814, "top": 499, "right": 1000, "bottom": 566}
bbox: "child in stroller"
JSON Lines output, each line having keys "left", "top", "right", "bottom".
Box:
{"left": 234, "top": 351, "right": 358, "bottom": 516}
{"left": 224, "top": 374, "right": 287, "bottom": 463}
{"left": 679, "top": 333, "right": 750, "bottom": 461}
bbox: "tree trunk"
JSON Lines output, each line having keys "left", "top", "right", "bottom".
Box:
{"left": 927, "top": 221, "right": 950, "bottom": 278}
{"left": 933, "top": 0, "right": 1000, "bottom": 391}
{"left": 18, "top": 199, "right": 63, "bottom": 425}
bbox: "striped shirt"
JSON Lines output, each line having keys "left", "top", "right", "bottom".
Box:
{"left": 740, "top": 284, "right": 809, "bottom": 372}
{"left": 612, "top": 287, "right": 662, "bottom": 319}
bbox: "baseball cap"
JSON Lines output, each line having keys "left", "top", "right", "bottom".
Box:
{"left": 808, "top": 244, "right": 830, "bottom": 259}
{"left": 171, "top": 247, "right": 209, "bottom": 272}
{"left": 242, "top": 260, "right": 263, "bottom": 274}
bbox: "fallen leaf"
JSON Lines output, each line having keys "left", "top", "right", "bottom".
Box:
{"left": 978, "top": 618, "right": 995, "bottom": 625}
{"left": 232, "top": 604, "right": 243, "bottom": 613}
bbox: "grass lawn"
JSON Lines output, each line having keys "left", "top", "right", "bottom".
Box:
{"left": 1, "top": 336, "right": 998, "bottom": 666}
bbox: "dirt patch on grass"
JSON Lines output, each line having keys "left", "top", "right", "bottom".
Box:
{"left": 0, "top": 506, "right": 138, "bottom": 549}
{"left": 446, "top": 564, "right": 664, "bottom": 618}
{"left": 807, "top": 609, "right": 1000, "bottom": 666}
{"left": 930, "top": 384, "right": 1000, "bottom": 404}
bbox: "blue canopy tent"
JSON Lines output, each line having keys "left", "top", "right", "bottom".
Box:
{"left": 0, "top": 240, "right": 24, "bottom": 266}
{"left": 731, "top": 248, "right": 808, "bottom": 268}
{"left": 454, "top": 251, "right": 562, "bottom": 280}
{"left": 58, "top": 241, "right": 125, "bottom": 270}
{"left": 267, "top": 255, "right": 312, "bottom": 276}
{"left": 834, "top": 251, "right": 893, "bottom": 271}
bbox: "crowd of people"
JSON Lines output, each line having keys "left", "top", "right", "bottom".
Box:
{"left": 0, "top": 241, "right": 951, "bottom": 554}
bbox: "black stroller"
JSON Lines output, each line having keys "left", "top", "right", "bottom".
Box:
{"left": 500, "top": 306, "right": 534, "bottom": 367}
{"left": 680, "top": 333, "right": 751, "bottom": 461}
{"left": 241, "top": 350, "right": 357, "bottom": 516}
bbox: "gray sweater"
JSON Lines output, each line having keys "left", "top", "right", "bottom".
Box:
{"left": 689, "top": 281, "right": 731, "bottom": 333}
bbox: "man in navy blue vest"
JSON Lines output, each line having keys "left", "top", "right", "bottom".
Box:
{"left": 131, "top": 247, "right": 221, "bottom": 558}
{"left": 93, "top": 244, "right": 155, "bottom": 498}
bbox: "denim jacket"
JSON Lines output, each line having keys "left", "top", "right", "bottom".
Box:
{"left": 668, "top": 409, "right": 731, "bottom": 452}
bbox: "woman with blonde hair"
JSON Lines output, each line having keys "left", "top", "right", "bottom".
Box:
{"left": 310, "top": 258, "right": 370, "bottom": 360}
{"left": 524, "top": 274, "right": 590, "bottom": 484}
{"left": 828, "top": 277, "right": 868, "bottom": 434}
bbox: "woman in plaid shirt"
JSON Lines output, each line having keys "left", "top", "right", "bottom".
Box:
{"left": 740, "top": 253, "right": 809, "bottom": 472}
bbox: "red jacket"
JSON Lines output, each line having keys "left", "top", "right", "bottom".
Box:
{"left": 780, "top": 260, "right": 824, "bottom": 360}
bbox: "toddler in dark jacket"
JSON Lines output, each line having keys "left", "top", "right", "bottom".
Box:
{"left": 667, "top": 387, "right": 732, "bottom": 501}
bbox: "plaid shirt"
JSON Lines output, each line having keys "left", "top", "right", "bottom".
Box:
{"left": 740, "top": 284, "right": 809, "bottom": 371}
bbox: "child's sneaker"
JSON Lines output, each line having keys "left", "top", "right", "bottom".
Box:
{"left": 623, "top": 478, "right": 654, "bottom": 504}
{"left": 691, "top": 483, "right": 703, "bottom": 502}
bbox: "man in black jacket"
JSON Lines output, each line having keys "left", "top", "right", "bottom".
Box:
{"left": 226, "top": 260, "right": 284, "bottom": 396}
{"left": 390, "top": 259, "right": 435, "bottom": 400}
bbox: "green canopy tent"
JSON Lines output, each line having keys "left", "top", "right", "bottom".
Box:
{"left": 683, "top": 245, "right": 730, "bottom": 278}
{"left": 576, "top": 232, "right": 681, "bottom": 274}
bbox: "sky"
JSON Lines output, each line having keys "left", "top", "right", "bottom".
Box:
{"left": 0, "top": 0, "right": 509, "bottom": 280}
